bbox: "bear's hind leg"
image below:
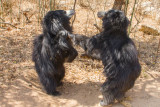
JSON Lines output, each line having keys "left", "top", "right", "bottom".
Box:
{"left": 100, "top": 90, "right": 115, "bottom": 106}
{"left": 55, "top": 66, "right": 65, "bottom": 87}
{"left": 39, "top": 73, "right": 61, "bottom": 96}
{"left": 115, "top": 92, "right": 125, "bottom": 102}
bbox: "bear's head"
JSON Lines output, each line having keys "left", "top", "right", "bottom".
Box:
{"left": 97, "top": 9, "right": 129, "bottom": 32}
{"left": 42, "top": 10, "right": 75, "bottom": 36}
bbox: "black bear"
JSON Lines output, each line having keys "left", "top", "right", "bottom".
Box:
{"left": 32, "top": 10, "right": 78, "bottom": 96}
{"left": 69, "top": 9, "right": 141, "bottom": 105}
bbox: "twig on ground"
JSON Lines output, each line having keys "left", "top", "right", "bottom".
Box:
{"left": 0, "top": 26, "right": 6, "bottom": 29}
{"left": 128, "top": 0, "right": 137, "bottom": 35}
{"left": 0, "top": 22, "right": 22, "bottom": 29}
{"left": 71, "top": 0, "right": 77, "bottom": 27}
{"left": 86, "top": 0, "right": 97, "bottom": 24}
{"left": 85, "top": 10, "right": 90, "bottom": 35}
{"left": 21, "top": 10, "right": 34, "bottom": 23}
{"left": 93, "top": 24, "right": 102, "bottom": 32}
{"left": 154, "top": 38, "right": 160, "bottom": 64}
{"left": 0, "top": 17, "right": 5, "bottom": 22}
{"left": 130, "top": 13, "right": 144, "bottom": 33}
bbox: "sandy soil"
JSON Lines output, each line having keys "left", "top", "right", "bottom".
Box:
{"left": 0, "top": 0, "right": 160, "bottom": 107}
{"left": 0, "top": 63, "right": 160, "bottom": 107}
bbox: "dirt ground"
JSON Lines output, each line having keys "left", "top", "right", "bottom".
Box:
{"left": 1, "top": 71, "right": 160, "bottom": 107}
{"left": 0, "top": 0, "right": 160, "bottom": 107}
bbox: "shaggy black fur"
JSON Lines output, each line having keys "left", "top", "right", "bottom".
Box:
{"left": 69, "top": 9, "right": 141, "bottom": 105}
{"left": 32, "top": 10, "right": 78, "bottom": 96}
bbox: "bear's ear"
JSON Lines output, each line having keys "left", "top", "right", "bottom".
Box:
{"left": 97, "top": 11, "right": 106, "bottom": 19}
{"left": 65, "top": 10, "right": 75, "bottom": 19}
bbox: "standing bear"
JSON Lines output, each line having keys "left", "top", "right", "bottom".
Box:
{"left": 69, "top": 9, "right": 141, "bottom": 106}
{"left": 32, "top": 10, "right": 78, "bottom": 96}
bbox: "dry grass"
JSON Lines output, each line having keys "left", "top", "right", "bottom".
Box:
{"left": 0, "top": 0, "right": 159, "bottom": 98}
{"left": 0, "top": 0, "right": 160, "bottom": 107}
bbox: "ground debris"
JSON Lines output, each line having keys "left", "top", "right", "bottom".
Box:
{"left": 139, "top": 25, "right": 160, "bottom": 36}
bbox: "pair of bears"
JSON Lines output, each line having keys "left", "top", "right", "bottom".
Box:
{"left": 32, "top": 9, "right": 141, "bottom": 106}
